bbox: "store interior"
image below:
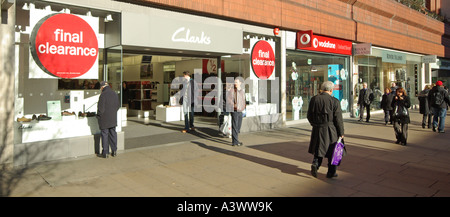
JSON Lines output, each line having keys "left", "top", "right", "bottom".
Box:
{"left": 106, "top": 51, "right": 249, "bottom": 149}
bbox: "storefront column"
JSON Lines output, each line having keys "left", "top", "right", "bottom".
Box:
{"left": 0, "top": 2, "right": 15, "bottom": 166}
{"left": 280, "top": 30, "right": 286, "bottom": 124}
{"left": 217, "top": 56, "right": 222, "bottom": 117}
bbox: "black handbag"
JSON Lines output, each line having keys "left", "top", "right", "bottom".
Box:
{"left": 394, "top": 104, "right": 408, "bottom": 117}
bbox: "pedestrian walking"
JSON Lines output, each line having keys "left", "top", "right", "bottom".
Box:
{"left": 229, "top": 77, "right": 245, "bottom": 146}
{"left": 97, "top": 81, "right": 120, "bottom": 158}
{"left": 418, "top": 85, "right": 432, "bottom": 129}
{"left": 391, "top": 87, "right": 410, "bottom": 146}
{"left": 180, "top": 71, "right": 198, "bottom": 133}
{"left": 428, "top": 81, "right": 450, "bottom": 133}
{"left": 380, "top": 87, "right": 394, "bottom": 125}
{"left": 390, "top": 82, "right": 398, "bottom": 93}
{"left": 307, "top": 81, "right": 345, "bottom": 179}
{"left": 357, "top": 82, "right": 374, "bottom": 122}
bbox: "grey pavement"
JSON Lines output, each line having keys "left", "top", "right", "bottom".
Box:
{"left": 3, "top": 109, "right": 450, "bottom": 197}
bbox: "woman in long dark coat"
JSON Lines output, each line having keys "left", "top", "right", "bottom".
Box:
{"left": 391, "top": 87, "right": 411, "bottom": 146}
{"left": 418, "top": 85, "right": 432, "bottom": 128}
{"left": 380, "top": 87, "right": 393, "bottom": 125}
{"left": 307, "top": 81, "right": 345, "bottom": 179}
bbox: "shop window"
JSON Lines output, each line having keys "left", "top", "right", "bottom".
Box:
{"left": 286, "top": 51, "right": 350, "bottom": 121}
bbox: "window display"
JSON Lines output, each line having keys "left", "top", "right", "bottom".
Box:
{"left": 354, "top": 48, "right": 422, "bottom": 110}
{"left": 286, "top": 51, "right": 350, "bottom": 121}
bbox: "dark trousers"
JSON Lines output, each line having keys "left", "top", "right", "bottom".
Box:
{"left": 383, "top": 109, "right": 390, "bottom": 123}
{"left": 231, "top": 112, "right": 243, "bottom": 145}
{"left": 184, "top": 104, "right": 195, "bottom": 130}
{"left": 422, "top": 114, "right": 432, "bottom": 128}
{"left": 101, "top": 127, "right": 117, "bottom": 155}
{"left": 393, "top": 121, "right": 408, "bottom": 144}
{"left": 312, "top": 155, "right": 337, "bottom": 177}
{"left": 359, "top": 103, "right": 371, "bottom": 121}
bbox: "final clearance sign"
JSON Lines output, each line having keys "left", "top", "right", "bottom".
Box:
{"left": 250, "top": 39, "right": 276, "bottom": 80}
{"left": 296, "top": 30, "right": 352, "bottom": 55}
{"left": 29, "top": 8, "right": 99, "bottom": 79}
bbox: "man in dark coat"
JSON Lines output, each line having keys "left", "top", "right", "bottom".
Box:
{"left": 97, "top": 81, "right": 120, "bottom": 158}
{"left": 428, "top": 81, "right": 450, "bottom": 133}
{"left": 180, "top": 71, "right": 199, "bottom": 133}
{"left": 307, "top": 81, "right": 345, "bottom": 179}
{"left": 357, "top": 82, "right": 374, "bottom": 122}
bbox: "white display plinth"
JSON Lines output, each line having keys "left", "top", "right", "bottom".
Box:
{"left": 156, "top": 106, "right": 183, "bottom": 122}
{"left": 245, "top": 103, "right": 278, "bottom": 117}
{"left": 19, "top": 117, "right": 101, "bottom": 143}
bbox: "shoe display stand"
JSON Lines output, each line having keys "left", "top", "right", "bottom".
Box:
{"left": 13, "top": 110, "right": 126, "bottom": 167}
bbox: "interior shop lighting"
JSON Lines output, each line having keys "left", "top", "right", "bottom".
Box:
{"left": 60, "top": 8, "right": 70, "bottom": 14}
{"left": 104, "top": 14, "right": 113, "bottom": 22}
{"left": 22, "top": 3, "right": 29, "bottom": 10}
{"left": 44, "top": 5, "right": 51, "bottom": 11}
{"left": 86, "top": 11, "right": 93, "bottom": 17}
{"left": 23, "top": 3, "right": 35, "bottom": 10}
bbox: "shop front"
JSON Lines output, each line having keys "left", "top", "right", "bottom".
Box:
{"left": 430, "top": 57, "right": 450, "bottom": 87}
{"left": 353, "top": 44, "right": 424, "bottom": 114}
{"left": 12, "top": 0, "right": 282, "bottom": 165}
{"left": 119, "top": 9, "right": 282, "bottom": 132}
{"left": 284, "top": 30, "right": 352, "bottom": 122}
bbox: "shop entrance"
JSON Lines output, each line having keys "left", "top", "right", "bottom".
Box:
{"left": 106, "top": 50, "right": 226, "bottom": 150}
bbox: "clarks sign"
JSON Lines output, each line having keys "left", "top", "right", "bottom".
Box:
{"left": 171, "top": 27, "right": 211, "bottom": 45}
{"left": 121, "top": 12, "right": 242, "bottom": 55}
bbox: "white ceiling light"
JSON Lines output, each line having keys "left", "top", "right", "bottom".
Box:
{"left": 22, "top": 3, "right": 29, "bottom": 10}
{"left": 104, "top": 14, "right": 113, "bottom": 22}
{"left": 60, "top": 8, "right": 70, "bottom": 14}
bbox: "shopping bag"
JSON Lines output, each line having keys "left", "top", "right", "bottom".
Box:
{"left": 331, "top": 137, "right": 345, "bottom": 166}
{"left": 219, "top": 114, "right": 232, "bottom": 137}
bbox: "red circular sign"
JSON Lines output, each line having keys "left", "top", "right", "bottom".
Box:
{"left": 30, "top": 13, "right": 98, "bottom": 78}
{"left": 251, "top": 40, "right": 275, "bottom": 80}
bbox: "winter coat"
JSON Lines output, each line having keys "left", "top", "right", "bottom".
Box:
{"left": 391, "top": 95, "right": 411, "bottom": 124}
{"left": 381, "top": 93, "right": 394, "bottom": 111}
{"left": 307, "top": 92, "right": 345, "bottom": 158}
{"left": 357, "top": 88, "right": 374, "bottom": 105}
{"left": 428, "top": 86, "right": 450, "bottom": 109}
{"left": 97, "top": 86, "right": 120, "bottom": 130}
{"left": 418, "top": 89, "right": 431, "bottom": 115}
{"left": 226, "top": 87, "right": 246, "bottom": 112}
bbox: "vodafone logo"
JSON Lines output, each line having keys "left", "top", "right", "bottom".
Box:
{"left": 30, "top": 13, "right": 98, "bottom": 78}
{"left": 313, "top": 38, "right": 319, "bottom": 48}
{"left": 299, "top": 33, "right": 310, "bottom": 45}
{"left": 251, "top": 40, "right": 275, "bottom": 80}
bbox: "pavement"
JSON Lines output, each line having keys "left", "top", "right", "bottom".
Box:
{"left": 2, "top": 109, "right": 450, "bottom": 198}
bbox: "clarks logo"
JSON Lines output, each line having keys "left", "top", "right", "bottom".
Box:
{"left": 171, "top": 27, "right": 211, "bottom": 45}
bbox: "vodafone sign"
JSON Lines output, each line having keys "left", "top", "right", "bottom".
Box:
{"left": 297, "top": 30, "right": 352, "bottom": 55}
{"left": 29, "top": 10, "right": 99, "bottom": 79}
{"left": 250, "top": 39, "right": 276, "bottom": 80}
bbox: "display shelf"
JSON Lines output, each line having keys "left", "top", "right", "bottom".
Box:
{"left": 127, "top": 81, "right": 160, "bottom": 113}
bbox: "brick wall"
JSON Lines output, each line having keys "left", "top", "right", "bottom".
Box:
{"left": 129, "top": 0, "right": 448, "bottom": 57}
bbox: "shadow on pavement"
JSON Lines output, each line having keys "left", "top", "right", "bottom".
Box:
{"left": 193, "top": 141, "right": 312, "bottom": 179}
